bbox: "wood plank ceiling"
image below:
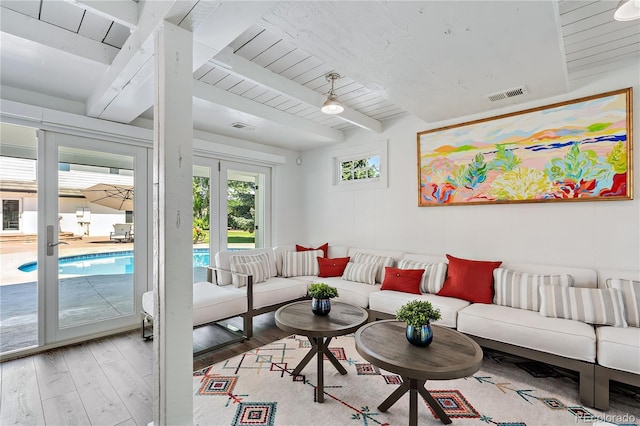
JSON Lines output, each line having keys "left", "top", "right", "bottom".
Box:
{"left": 0, "top": 0, "right": 638, "bottom": 150}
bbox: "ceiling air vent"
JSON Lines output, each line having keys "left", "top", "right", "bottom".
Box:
{"left": 231, "top": 122, "right": 255, "bottom": 131}
{"left": 485, "top": 86, "right": 528, "bottom": 102}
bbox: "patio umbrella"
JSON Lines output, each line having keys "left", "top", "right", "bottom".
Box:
{"left": 81, "top": 183, "right": 134, "bottom": 211}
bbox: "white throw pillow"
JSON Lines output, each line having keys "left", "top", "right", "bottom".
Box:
{"left": 397, "top": 259, "right": 447, "bottom": 294}
{"left": 281, "top": 250, "right": 322, "bottom": 277}
{"left": 342, "top": 262, "right": 377, "bottom": 285}
{"left": 230, "top": 261, "right": 267, "bottom": 288}
{"left": 539, "top": 286, "right": 627, "bottom": 327}
{"left": 353, "top": 252, "right": 394, "bottom": 283}
{"left": 230, "top": 252, "right": 272, "bottom": 278}
{"left": 606, "top": 278, "right": 640, "bottom": 327}
{"left": 493, "top": 268, "right": 574, "bottom": 311}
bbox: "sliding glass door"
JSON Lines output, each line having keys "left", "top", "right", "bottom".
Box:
{"left": 43, "top": 132, "right": 148, "bottom": 344}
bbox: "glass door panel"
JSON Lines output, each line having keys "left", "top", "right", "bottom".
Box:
{"left": 0, "top": 123, "right": 39, "bottom": 354}
{"left": 193, "top": 164, "right": 211, "bottom": 283}
{"left": 221, "top": 162, "right": 270, "bottom": 250}
{"left": 44, "top": 132, "right": 147, "bottom": 344}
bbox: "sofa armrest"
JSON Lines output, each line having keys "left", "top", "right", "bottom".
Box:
{"left": 206, "top": 266, "right": 254, "bottom": 311}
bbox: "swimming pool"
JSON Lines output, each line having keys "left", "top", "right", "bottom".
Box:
{"left": 18, "top": 248, "right": 211, "bottom": 275}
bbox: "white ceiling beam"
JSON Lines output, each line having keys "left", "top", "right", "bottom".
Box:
{"left": 213, "top": 48, "right": 383, "bottom": 133}
{"left": 0, "top": 7, "right": 118, "bottom": 65}
{"left": 194, "top": 80, "right": 344, "bottom": 142}
{"left": 88, "top": 1, "right": 276, "bottom": 123}
{"left": 86, "top": 1, "right": 176, "bottom": 119}
{"left": 71, "top": 0, "right": 138, "bottom": 29}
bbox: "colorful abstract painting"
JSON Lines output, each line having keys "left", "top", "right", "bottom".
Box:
{"left": 417, "top": 88, "right": 633, "bottom": 206}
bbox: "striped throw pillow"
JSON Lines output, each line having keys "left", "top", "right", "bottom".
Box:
{"left": 397, "top": 259, "right": 448, "bottom": 294}
{"left": 539, "top": 286, "right": 628, "bottom": 327}
{"left": 230, "top": 252, "right": 273, "bottom": 278}
{"left": 281, "top": 250, "right": 322, "bottom": 277}
{"left": 230, "top": 261, "right": 267, "bottom": 288}
{"left": 342, "top": 262, "right": 377, "bottom": 285}
{"left": 606, "top": 278, "right": 640, "bottom": 327}
{"left": 353, "top": 252, "right": 394, "bottom": 283}
{"left": 493, "top": 268, "right": 574, "bottom": 311}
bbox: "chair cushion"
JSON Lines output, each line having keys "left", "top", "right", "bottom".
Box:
{"left": 596, "top": 326, "right": 640, "bottom": 374}
{"left": 458, "top": 303, "right": 596, "bottom": 362}
{"left": 493, "top": 268, "right": 574, "bottom": 311}
{"left": 539, "top": 286, "right": 627, "bottom": 327}
{"left": 437, "top": 254, "right": 502, "bottom": 303}
{"left": 238, "top": 277, "right": 308, "bottom": 310}
{"left": 397, "top": 259, "right": 447, "bottom": 294}
{"left": 281, "top": 249, "right": 322, "bottom": 277}
{"left": 142, "top": 282, "right": 246, "bottom": 327}
{"left": 369, "top": 291, "right": 470, "bottom": 328}
{"left": 606, "top": 278, "right": 640, "bottom": 327}
{"left": 342, "top": 262, "right": 377, "bottom": 285}
{"left": 380, "top": 267, "right": 423, "bottom": 294}
{"left": 317, "top": 257, "right": 350, "bottom": 277}
{"left": 230, "top": 261, "right": 267, "bottom": 288}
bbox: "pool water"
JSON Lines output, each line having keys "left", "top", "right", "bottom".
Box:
{"left": 18, "top": 249, "right": 211, "bottom": 275}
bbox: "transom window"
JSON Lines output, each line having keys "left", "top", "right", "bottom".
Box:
{"left": 340, "top": 156, "right": 380, "bottom": 182}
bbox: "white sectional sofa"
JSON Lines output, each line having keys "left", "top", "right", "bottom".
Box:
{"left": 188, "top": 244, "right": 638, "bottom": 410}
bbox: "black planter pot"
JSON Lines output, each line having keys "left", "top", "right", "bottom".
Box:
{"left": 311, "top": 298, "right": 331, "bottom": 316}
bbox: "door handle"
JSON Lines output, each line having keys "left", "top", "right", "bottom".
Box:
{"left": 46, "top": 225, "right": 69, "bottom": 256}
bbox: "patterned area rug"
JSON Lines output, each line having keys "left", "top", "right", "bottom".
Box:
{"left": 193, "top": 334, "right": 640, "bottom": 426}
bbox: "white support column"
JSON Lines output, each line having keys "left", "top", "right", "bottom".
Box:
{"left": 152, "top": 21, "right": 194, "bottom": 426}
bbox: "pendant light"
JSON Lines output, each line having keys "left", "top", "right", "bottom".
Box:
{"left": 614, "top": 0, "right": 640, "bottom": 21}
{"left": 321, "top": 73, "right": 345, "bottom": 115}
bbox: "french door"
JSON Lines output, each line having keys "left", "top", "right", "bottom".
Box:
{"left": 40, "top": 132, "right": 148, "bottom": 346}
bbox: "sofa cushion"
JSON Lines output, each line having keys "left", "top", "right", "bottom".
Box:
{"left": 380, "top": 267, "right": 424, "bottom": 294}
{"left": 539, "top": 286, "right": 627, "bottom": 327}
{"left": 142, "top": 282, "right": 246, "bottom": 327}
{"left": 398, "top": 259, "right": 447, "bottom": 294}
{"left": 235, "top": 277, "right": 308, "bottom": 310}
{"left": 342, "top": 261, "right": 377, "bottom": 285}
{"left": 353, "top": 252, "right": 395, "bottom": 284}
{"left": 230, "top": 261, "right": 267, "bottom": 288}
{"left": 320, "top": 276, "right": 380, "bottom": 308}
{"left": 458, "top": 303, "right": 596, "bottom": 362}
{"left": 369, "top": 291, "right": 470, "bottom": 328}
{"left": 317, "top": 256, "right": 350, "bottom": 277}
{"left": 596, "top": 326, "right": 640, "bottom": 375}
{"left": 296, "top": 242, "right": 329, "bottom": 258}
{"left": 606, "top": 278, "right": 640, "bottom": 327}
{"left": 216, "top": 248, "right": 277, "bottom": 285}
{"left": 437, "top": 254, "right": 502, "bottom": 303}
{"left": 281, "top": 249, "right": 322, "bottom": 277}
{"left": 493, "top": 268, "right": 574, "bottom": 311}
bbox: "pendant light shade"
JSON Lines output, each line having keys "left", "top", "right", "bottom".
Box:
{"left": 614, "top": 0, "right": 640, "bottom": 21}
{"left": 321, "top": 73, "right": 344, "bottom": 115}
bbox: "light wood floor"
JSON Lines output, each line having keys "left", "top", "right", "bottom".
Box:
{"left": 0, "top": 312, "right": 289, "bottom": 426}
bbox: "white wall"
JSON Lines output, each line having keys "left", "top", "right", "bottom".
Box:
{"left": 299, "top": 65, "right": 640, "bottom": 272}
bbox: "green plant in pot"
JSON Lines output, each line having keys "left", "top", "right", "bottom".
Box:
{"left": 396, "top": 300, "right": 441, "bottom": 347}
{"left": 308, "top": 282, "right": 339, "bottom": 316}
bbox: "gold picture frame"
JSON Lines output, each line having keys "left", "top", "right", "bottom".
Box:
{"left": 417, "top": 88, "right": 633, "bottom": 206}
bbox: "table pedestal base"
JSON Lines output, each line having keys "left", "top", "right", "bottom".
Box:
{"left": 378, "top": 377, "right": 451, "bottom": 425}
{"left": 291, "top": 336, "right": 347, "bottom": 403}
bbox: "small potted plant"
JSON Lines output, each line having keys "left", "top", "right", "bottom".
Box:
{"left": 396, "top": 300, "right": 442, "bottom": 347}
{"left": 308, "top": 282, "right": 339, "bottom": 316}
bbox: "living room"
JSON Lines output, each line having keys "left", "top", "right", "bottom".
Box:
{"left": 0, "top": 1, "right": 639, "bottom": 425}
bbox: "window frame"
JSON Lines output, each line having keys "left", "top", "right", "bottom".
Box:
{"left": 331, "top": 140, "right": 388, "bottom": 191}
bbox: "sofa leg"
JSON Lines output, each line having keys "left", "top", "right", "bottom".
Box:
{"left": 594, "top": 366, "right": 610, "bottom": 410}
{"left": 578, "top": 364, "right": 595, "bottom": 408}
{"left": 244, "top": 314, "right": 253, "bottom": 338}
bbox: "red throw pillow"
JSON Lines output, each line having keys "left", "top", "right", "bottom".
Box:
{"left": 317, "top": 256, "right": 350, "bottom": 277}
{"left": 297, "top": 243, "right": 329, "bottom": 258}
{"left": 437, "top": 254, "right": 502, "bottom": 303}
{"left": 380, "top": 267, "right": 424, "bottom": 295}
